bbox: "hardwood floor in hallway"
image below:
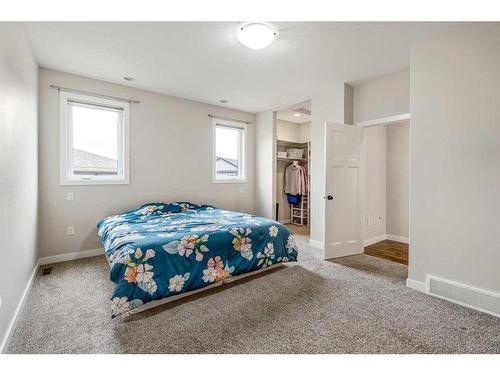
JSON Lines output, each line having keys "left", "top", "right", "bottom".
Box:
{"left": 285, "top": 223, "right": 310, "bottom": 236}
{"left": 364, "top": 240, "right": 408, "bottom": 265}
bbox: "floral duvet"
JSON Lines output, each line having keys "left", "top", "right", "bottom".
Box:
{"left": 97, "top": 202, "right": 298, "bottom": 318}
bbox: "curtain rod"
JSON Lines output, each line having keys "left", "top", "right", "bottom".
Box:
{"left": 49, "top": 85, "right": 140, "bottom": 104}
{"left": 208, "top": 114, "right": 252, "bottom": 124}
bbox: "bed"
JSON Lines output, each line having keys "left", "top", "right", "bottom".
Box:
{"left": 97, "top": 202, "right": 299, "bottom": 319}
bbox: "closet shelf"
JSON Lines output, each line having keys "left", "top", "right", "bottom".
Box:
{"left": 277, "top": 157, "right": 308, "bottom": 162}
{"left": 276, "top": 139, "right": 310, "bottom": 147}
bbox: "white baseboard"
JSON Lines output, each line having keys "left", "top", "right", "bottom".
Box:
{"left": 426, "top": 275, "right": 500, "bottom": 318}
{"left": 363, "top": 234, "right": 409, "bottom": 247}
{"left": 0, "top": 259, "right": 39, "bottom": 353}
{"left": 363, "top": 234, "right": 387, "bottom": 247}
{"left": 407, "top": 276, "right": 500, "bottom": 318}
{"left": 406, "top": 278, "right": 426, "bottom": 293}
{"left": 1, "top": 247, "right": 105, "bottom": 352}
{"left": 309, "top": 239, "right": 324, "bottom": 250}
{"left": 386, "top": 234, "right": 409, "bottom": 244}
{"left": 39, "top": 248, "right": 104, "bottom": 265}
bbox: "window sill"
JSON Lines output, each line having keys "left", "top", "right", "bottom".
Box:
{"left": 212, "top": 179, "right": 247, "bottom": 184}
{"left": 60, "top": 178, "right": 130, "bottom": 186}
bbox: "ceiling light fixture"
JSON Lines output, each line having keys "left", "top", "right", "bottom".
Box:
{"left": 294, "top": 113, "right": 301, "bottom": 117}
{"left": 123, "top": 76, "right": 135, "bottom": 81}
{"left": 219, "top": 99, "right": 228, "bottom": 104}
{"left": 237, "top": 23, "right": 277, "bottom": 50}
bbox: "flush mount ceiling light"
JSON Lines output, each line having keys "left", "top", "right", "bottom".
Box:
{"left": 294, "top": 113, "right": 301, "bottom": 117}
{"left": 237, "top": 23, "right": 277, "bottom": 50}
{"left": 123, "top": 76, "right": 135, "bottom": 81}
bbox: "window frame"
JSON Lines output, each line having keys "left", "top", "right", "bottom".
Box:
{"left": 59, "top": 91, "right": 130, "bottom": 185}
{"left": 212, "top": 118, "right": 247, "bottom": 184}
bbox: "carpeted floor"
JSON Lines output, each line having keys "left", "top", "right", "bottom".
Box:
{"left": 7, "top": 234, "right": 500, "bottom": 353}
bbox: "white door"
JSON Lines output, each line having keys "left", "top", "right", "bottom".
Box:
{"left": 324, "top": 122, "right": 364, "bottom": 259}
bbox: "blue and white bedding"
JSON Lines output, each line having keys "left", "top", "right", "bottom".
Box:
{"left": 97, "top": 202, "right": 298, "bottom": 318}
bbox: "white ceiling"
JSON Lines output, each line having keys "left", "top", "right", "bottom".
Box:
{"left": 277, "top": 100, "right": 311, "bottom": 123}
{"left": 277, "top": 110, "right": 311, "bottom": 124}
{"left": 27, "top": 22, "right": 452, "bottom": 113}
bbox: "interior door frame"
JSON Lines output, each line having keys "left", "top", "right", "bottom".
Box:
{"left": 323, "top": 121, "right": 365, "bottom": 260}
{"left": 357, "top": 113, "right": 411, "bottom": 250}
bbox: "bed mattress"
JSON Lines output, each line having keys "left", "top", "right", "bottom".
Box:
{"left": 97, "top": 202, "right": 298, "bottom": 318}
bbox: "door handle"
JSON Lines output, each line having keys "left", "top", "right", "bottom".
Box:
{"left": 327, "top": 195, "right": 334, "bottom": 200}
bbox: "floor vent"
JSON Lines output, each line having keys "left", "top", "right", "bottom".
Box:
{"left": 40, "top": 266, "right": 53, "bottom": 276}
{"left": 427, "top": 276, "right": 500, "bottom": 317}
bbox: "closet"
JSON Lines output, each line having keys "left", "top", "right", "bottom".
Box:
{"left": 275, "top": 122, "right": 311, "bottom": 227}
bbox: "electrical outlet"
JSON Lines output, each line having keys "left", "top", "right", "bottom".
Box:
{"left": 238, "top": 186, "right": 245, "bottom": 193}
{"left": 67, "top": 192, "right": 74, "bottom": 201}
{"left": 378, "top": 216, "right": 383, "bottom": 223}
{"left": 67, "top": 225, "right": 75, "bottom": 236}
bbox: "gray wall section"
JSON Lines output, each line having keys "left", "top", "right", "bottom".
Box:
{"left": 310, "top": 84, "right": 347, "bottom": 246}
{"left": 353, "top": 69, "right": 410, "bottom": 124}
{"left": 254, "top": 111, "right": 276, "bottom": 219}
{"left": 386, "top": 122, "right": 410, "bottom": 238}
{"left": 0, "top": 23, "right": 39, "bottom": 351}
{"left": 364, "top": 125, "right": 387, "bottom": 241}
{"left": 409, "top": 23, "right": 500, "bottom": 292}
{"left": 344, "top": 83, "right": 354, "bottom": 125}
{"left": 38, "top": 68, "right": 255, "bottom": 257}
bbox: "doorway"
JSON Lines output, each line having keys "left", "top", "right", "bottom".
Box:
{"left": 361, "top": 116, "right": 410, "bottom": 265}
{"left": 275, "top": 101, "right": 311, "bottom": 236}
{"left": 323, "top": 115, "right": 410, "bottom": 265}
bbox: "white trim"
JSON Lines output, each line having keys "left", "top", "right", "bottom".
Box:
{"left": 309, "top": 239, "right": 324, "bottom": 249}
{"left": 211, "top": 117, "right": 247, "bottom": 184}
{"left": 363, "top": 234, "right": 409, "bottom": 247}
{"left": 426, "top": 275, "right": 500, "bottom": 318}
{"left": 386, "top": 234, "right": 409, "bottom": 244}
{"left": 2, "top": 248, "right": 105, "bottom": 352}
{"left": 59, "top": 91, "right": 130, "bottom": 186}
{"left": 39, "top": 248, "right": 104, "bottom": 266}
{"left": 406, "top": 278, "right": 426, "bottom": 293}
{"left": 363, "top": 234, "right": 387, "bottom": 247}
{"left": 0, "top": 260, "right": 39, "bottom": 353}
{"left": 357, "top": 113, "right": 411, "bottom": 127}
{"left": 407, "top": 276, "right": 500, "bottom": 318}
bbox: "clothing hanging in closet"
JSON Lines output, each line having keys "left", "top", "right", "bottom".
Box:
{"left": 284, "top": 163, "right": 308, "bottom": 196}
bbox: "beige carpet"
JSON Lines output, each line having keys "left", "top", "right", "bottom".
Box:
{"left": 7, "top": 234, "right": 500, "bottom": 353}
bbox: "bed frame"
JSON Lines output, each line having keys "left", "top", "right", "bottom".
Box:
{"left": 113, "top": 261, "right": 285, "bottom": 320}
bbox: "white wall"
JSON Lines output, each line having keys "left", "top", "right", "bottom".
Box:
{"left": 386, "top": 122, "right": 410, "bottom": 238}
{"left": 409, "top": 23, "right": 500, "bottom": 293}
{"left": 364, "top": 125, "right": 387, "bottom": 241}
{"left": 0, "top": 23, "right": 39, "bottom": 351}
{"left": 276, "top": 119, "right": 300, "bottom": 142}
{"left": 254, "top": 111, "right": 276, "bottom": 218}
{"left": 354, "top": 68, "right": 410, "bottom": 244}
{"left": 353, "top": 69, "right": 410, "bottom": 124}
{"left": 310, "top": 84, "right": 346, "bottom": 246}
{"left": 38, "top": 68, "right": 255, "bottom": 257}
{"left": 298, "top": 122, "right": 311, "bottom": 143}
{"left": 277, "top": 120, "right": 311, "bottom": 143}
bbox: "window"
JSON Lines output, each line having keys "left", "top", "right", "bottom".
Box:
{"left": 212, "top": 118, "right": 247, "bottom": 183}
{"left": 60, "top": 91, "right": 129, "bottom": 185}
